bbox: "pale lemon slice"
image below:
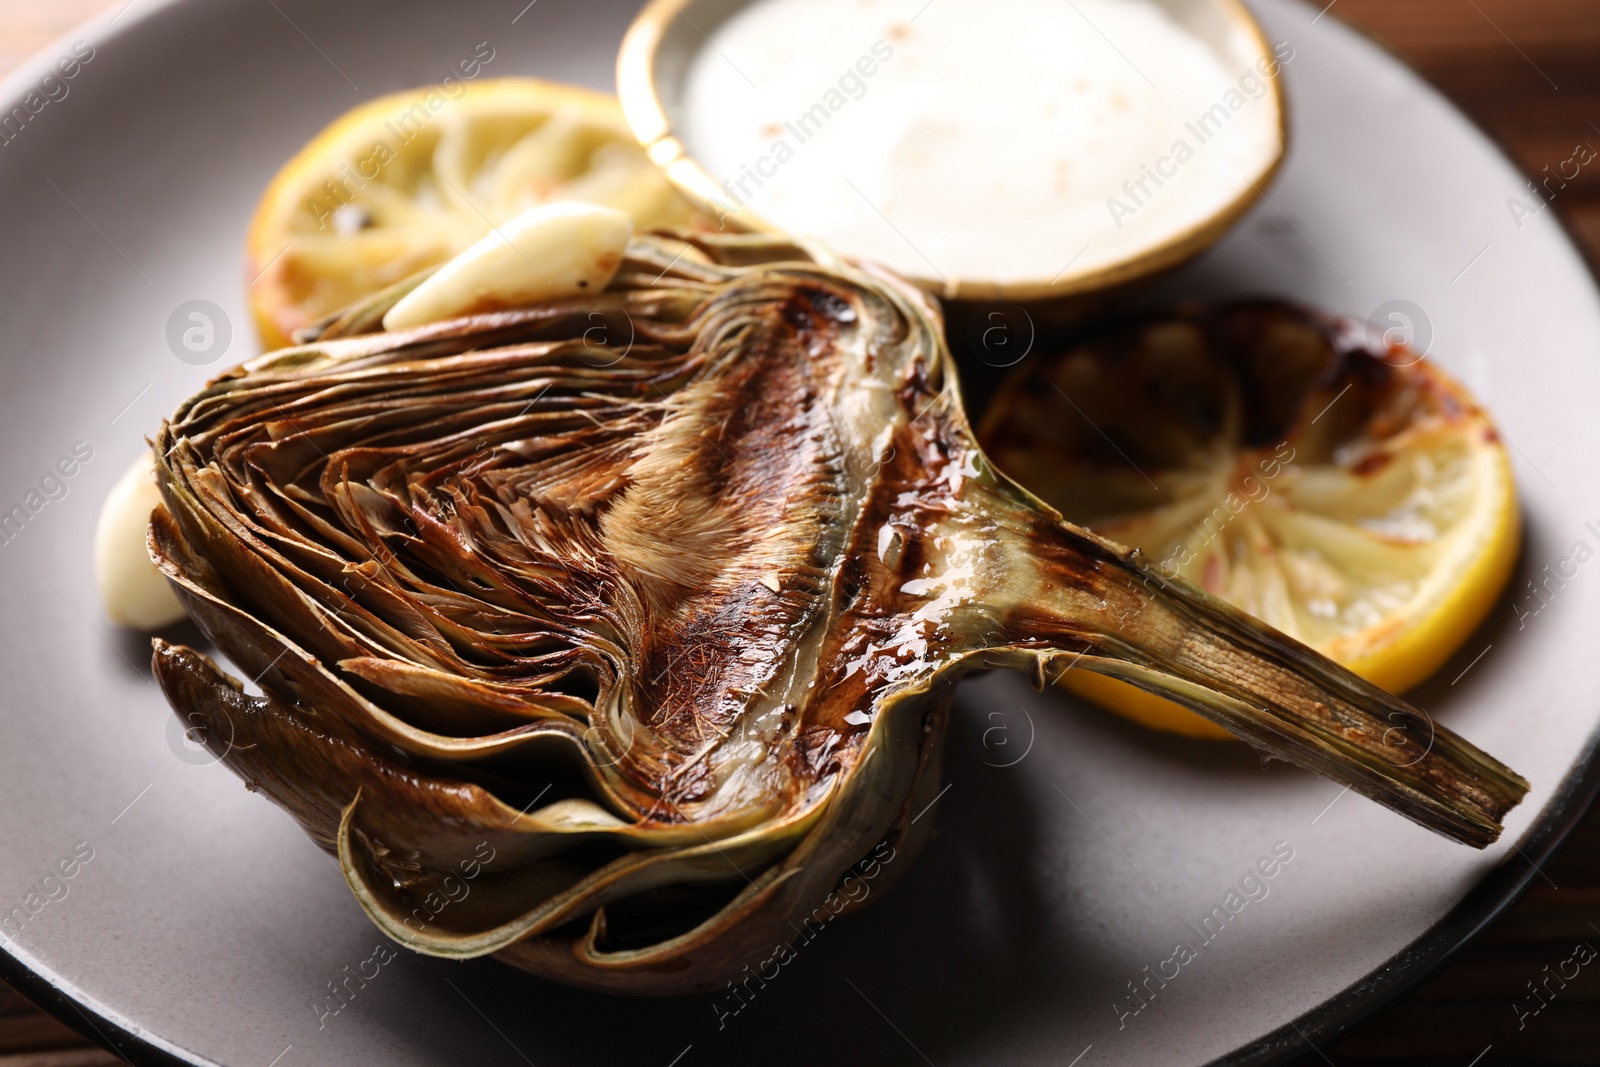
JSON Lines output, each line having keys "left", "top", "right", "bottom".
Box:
{"left": 978, "top": 302, "right": 1520, "bottom": 740}
{"left": 247, "top": 78, "right": 706, "bottom": 348}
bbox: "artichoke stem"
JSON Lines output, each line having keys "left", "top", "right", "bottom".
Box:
{"left": 1002, "top": 516, "right": 1528, "bottom": 849}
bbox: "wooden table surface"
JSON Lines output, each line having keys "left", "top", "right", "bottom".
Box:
{"left": 0, "top": 1, "right": 1596, "bottom": 1064}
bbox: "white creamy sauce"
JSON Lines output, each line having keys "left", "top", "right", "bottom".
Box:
{"left": 679, "top": 0, "right": 1283, "bottom": 284}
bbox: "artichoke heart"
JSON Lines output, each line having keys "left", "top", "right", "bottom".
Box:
{"left": 148, "top": 234, "right": 1526, "bottom": 994}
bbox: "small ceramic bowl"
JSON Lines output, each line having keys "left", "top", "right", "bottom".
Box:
{"left": 617, "top": 0, "right": 1288, "bottom": 318}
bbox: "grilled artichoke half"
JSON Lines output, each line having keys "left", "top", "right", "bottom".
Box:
{"left": 149, "top": 234, "right": 1526, "bottom": 994}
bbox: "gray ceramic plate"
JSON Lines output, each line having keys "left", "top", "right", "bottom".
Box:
{"left": 0, "top": 1, "right": 1595, "bottom": 1065}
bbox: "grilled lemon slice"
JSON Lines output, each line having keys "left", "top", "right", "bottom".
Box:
{"left": 247, "top": 78, "right": 705, "bottom": 348}
{"left": 978, "top": 302, "right": 1520, "bottom": 740}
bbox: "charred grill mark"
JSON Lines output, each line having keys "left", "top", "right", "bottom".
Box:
{"left": 584, "top": 279, "right": 898, "bottom": 817}
{"left": 792, "top": 394, "right": 1019, "bottom": 762}
{"left": 617, "top": 305, "right": 843, "bottom": 726}
{"left": 979, "top": 302, "right": 1477, "bottom": 492}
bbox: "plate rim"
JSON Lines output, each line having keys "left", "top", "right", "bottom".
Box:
{"left": 0, "top": 2, "right": 1596, "bottom": 1066}
{"left": 1206, "top": 7, "right": 1600, "bottom": 1061}
{"left": 1210, "top": 731, "right": 1600, "bottom": 1067}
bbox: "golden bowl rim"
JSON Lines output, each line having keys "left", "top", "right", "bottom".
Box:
{"left": 615, "top": 0, "right": 1290, "bottom": 303}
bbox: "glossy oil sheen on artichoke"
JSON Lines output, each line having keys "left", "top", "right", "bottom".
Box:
{"left": 148, "top": 234, "right": 1526, "bottom": 994}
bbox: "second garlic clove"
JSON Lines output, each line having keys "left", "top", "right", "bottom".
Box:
{"left": 383, "top": 202, "right": 633, "bottom": 330}
{"left": 94, "top": 451, "right": 186, "bottom": 630}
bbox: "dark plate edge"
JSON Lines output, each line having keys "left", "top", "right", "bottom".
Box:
{"left": 1210, "top": 728, "right": 1600, "bottom": 1067}
{"left": 0, "top": 949, "right": 208, "bottom": 1067}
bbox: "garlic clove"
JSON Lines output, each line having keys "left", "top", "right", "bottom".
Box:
{"left": 95, "top": 451, "right": 186, "bottom": 630}
{"left": 382, "top": 202, "right": 632, "bottom": 330}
